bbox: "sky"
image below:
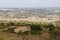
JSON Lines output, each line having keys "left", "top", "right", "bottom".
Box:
{"left": 0, "top": 0, "right": 60, "bottom": 8}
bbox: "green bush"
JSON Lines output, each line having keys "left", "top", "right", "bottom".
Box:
{"left": 7, "top": 28, "right": 15, "bottom": 33}
{"left": 31, "top": 24, "right": 42, "bottom": 31}
{"left": 30, "top": 24, "right": 42, "bottom": 35}
{"left": 44, "top": 23, "right": 55, "bottom": 31}
{"left": 23, "top": 31, "right": 29, "bottom": 35}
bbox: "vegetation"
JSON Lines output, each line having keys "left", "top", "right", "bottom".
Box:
{"left": 0, "top": 20, "right": 60, "bottom": 40}
{"left": 30, "top": 24, "right": 42, "bottom": 35}
{"left": 0, "top": 33, "right": 3, "bottom": 40}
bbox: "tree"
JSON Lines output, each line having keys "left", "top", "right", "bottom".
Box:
{"left": 50, "top": 27, "right": 60, "bottom": 40}
{"left": 30, "top": 24, "right": 42, "bottom": 35}
{"left": 44, "top": 23, "right": 55, "bottom": 31}
{"left": 47, "top": 24, "right": 56, "bottom": 40}
{"left": 7, "top": 28, "right": 15, "bottom": 33}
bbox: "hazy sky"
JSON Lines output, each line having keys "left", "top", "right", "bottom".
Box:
{"left": 0, "top": 0, "right": 60, "bottom": 8}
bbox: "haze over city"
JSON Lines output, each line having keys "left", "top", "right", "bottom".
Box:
{"left": 0, "top": 0, "right": 60, "bottom": 8}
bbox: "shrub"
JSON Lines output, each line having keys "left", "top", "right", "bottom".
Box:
{"left": 7, "top": 28, "right": 15, "bottom": 33}
{"left": 30, "top": 24, "right": 42, "bottom": 35}
{"left": 44, "top": 23, "right": 55, "bottom": 31}
{"left": 23, "top": 31, "right": 29, "bottom": 35}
